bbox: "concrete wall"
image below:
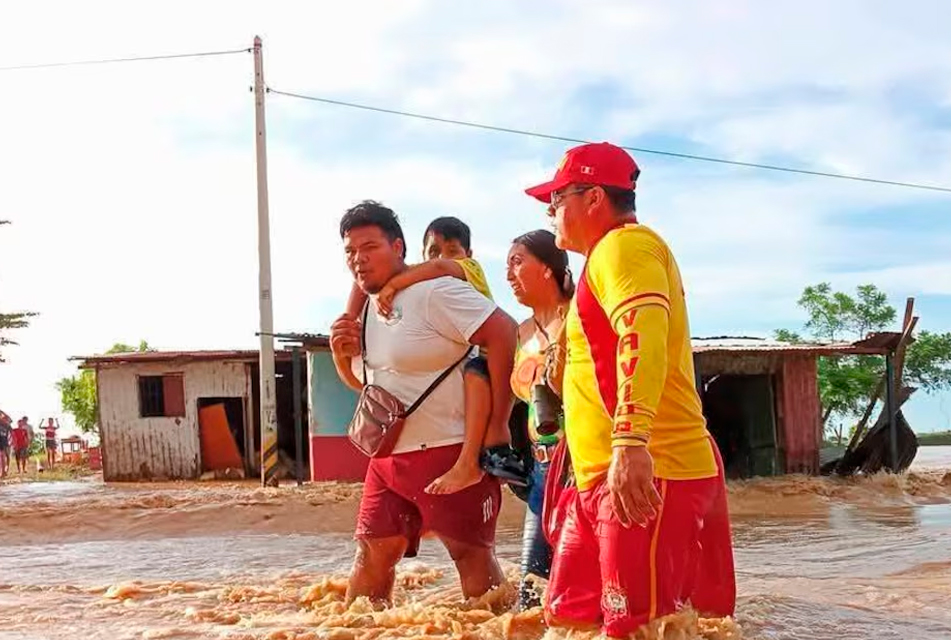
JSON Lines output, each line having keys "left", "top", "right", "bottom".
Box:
{"left": 97, "top": 361, "right": 248, "bottom": 481}
{"left": 307, "top": 350, "right": 367, "bottom": 481}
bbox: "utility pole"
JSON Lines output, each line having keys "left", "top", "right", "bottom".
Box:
{"left": 253, "top": 36, "right": 278, "bottom": 487}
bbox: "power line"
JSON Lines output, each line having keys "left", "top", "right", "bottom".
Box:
{"left": 0, "top": 47, "right": 251, "bottom": 72}
{"left": 268, "top": 87, "right": 951, "bottom": 195}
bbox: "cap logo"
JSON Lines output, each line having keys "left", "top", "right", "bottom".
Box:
{"left": 580, "top": 165, "right": 594, "bottom": 176}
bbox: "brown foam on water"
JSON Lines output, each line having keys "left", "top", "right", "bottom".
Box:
{"left": 0, "top": 568, "right": 740, "bottom": 640}
{"left": 4, "top": 471, "right": 951, "bottom": 638}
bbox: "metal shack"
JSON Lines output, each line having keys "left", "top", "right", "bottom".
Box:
{"left": 692, "top": 336, "right": 891, "bottom": 479}
{"left": 75, "top": 349, "right": 306, "bottom": 482}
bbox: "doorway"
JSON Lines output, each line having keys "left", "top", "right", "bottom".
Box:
{"left": 197, "top": 397, "right": 246, "bottom": 473}
{"left": 248, "top": 359, "right": 310, "bottom": 479}
{"left": 702, "top": 374, "right": 779, "bottom": 478}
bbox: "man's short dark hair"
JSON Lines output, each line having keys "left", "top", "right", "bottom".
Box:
{"left": 339, "top": 200, "right": 406, "bottom": 257}
{"left": 423, "top": 216, "right": 471, "bottom": 251}
{"left": 602, "top": 186, "right": 636, "bottom": 214}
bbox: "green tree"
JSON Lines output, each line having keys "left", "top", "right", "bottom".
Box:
{"left": 56, "top": 370, "right": 98, "bottom": 434}
{"left": 776, "top": 283, "right": 951, "bottom": 444}
{"left": 0, "top": 221, "right": 38, "bottom": 363}
{"left": 57, "top": 341, "right": 153, "bottom": 434}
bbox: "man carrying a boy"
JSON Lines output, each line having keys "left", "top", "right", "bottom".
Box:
{"left": 330, "top": 201, "right": 519, "bottom": 607}
{"left": 346, "top": 215, "right": 526, "bottom": 495}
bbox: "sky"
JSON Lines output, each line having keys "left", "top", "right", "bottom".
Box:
{"left": 1, "top": 0, "right": 950, "bottom": 438}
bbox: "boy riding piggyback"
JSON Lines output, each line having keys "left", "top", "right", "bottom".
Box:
{"left": 346, "top": 216, "right": 526, "bottom": 494}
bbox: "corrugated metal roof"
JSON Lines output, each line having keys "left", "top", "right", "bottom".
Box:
{"left": 692, "top": 335, "right": 888, "bottom": 355}
{"left": 852, "top": 331, "right": 905, "bottom": 351}
{"left": 72, "top": 333, "right": 332, "bottom": 367}
{"left": 693, "top": 336, "right": 790, "bottom": 350}
{"left": 274, "top": 332, "right": 331, "bottom": 348}
{"left": 72, "top": 349, "right": 294, "bottom": 367}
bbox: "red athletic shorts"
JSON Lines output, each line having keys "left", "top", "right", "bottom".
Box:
{"left": 355, "top": 444, "right": 501, "bottom": 557}
{"left": 692, "top": 438, "right": 736, "bottom": 619}
{"left": 545, "top": 444, "right": 734, "bottom": 636}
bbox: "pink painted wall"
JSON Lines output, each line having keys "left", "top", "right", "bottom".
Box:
{"left": 309, "top": 435, "right": 368, "bottom": 482}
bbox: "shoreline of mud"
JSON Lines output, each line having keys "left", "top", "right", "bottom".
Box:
{"left": 3, "top": 470, "right": 951, "bottom": 639}
{"left": 2, "top": 470, "right": 950, "bottom": 547}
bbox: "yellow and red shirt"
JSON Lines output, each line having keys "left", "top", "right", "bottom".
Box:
{"left": 563, "top": 224, "right": 716, "bottom": 490}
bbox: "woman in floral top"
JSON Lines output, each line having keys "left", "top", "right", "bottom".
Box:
{"left": 505, "top": 230, "right": 574, "bottom": 609}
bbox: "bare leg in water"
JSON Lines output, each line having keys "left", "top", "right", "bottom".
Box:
{"left": 345, "top": 536, "right": 409, "bottom": 608}
{"left": 346, "top": 534, "right": 510, "bottom": 610}
{"left": 441, "top": 534, "right": 512, "bottom": 608}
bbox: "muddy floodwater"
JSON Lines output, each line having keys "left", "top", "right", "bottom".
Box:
{"left": 2, "top": 448, "right": 951, "bottom": 640}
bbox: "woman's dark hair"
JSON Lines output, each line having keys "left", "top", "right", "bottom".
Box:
{"left": 339, "top": 200, "right": 406, "bottom": 258}
{"left": 512, "top": 229, "right": 575, "bottom": 299}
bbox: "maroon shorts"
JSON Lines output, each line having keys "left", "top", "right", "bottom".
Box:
{"left": 355, "top": 444, "right": 501, "bottom": 557}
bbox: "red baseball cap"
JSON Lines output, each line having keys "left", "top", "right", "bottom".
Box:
{"left": 525, "top": 142, "right": 641, "bottom": 203}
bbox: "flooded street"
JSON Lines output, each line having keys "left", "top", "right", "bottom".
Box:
{"left": 2, "top": 448, "right": 951, "bottom": 639}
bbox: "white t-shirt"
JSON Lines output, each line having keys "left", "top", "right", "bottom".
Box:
{"left": 353, "top": 276, "right": 497, "bottom": 454}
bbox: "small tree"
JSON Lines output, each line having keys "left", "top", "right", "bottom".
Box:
{"left": 57, "top": 341, "right": 153, "bottom": 435}
{"left": 777, "top": 283, "right": 951, "bottom": 444}
{"left": 57, "top": 370, "right": 98, "bottom": 434}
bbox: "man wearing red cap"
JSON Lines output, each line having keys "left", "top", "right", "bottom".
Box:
{"left": 526, "top": 143, "right": 735, "bottom": 636}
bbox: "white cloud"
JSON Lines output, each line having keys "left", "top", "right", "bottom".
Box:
{"left": 841, "top": 262, "right": 951, "bottom": 296}
{"left": 2, "top": 0, "right": 950, "bottom": 428}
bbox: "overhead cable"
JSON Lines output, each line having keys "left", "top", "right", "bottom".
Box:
{"left": 268, "top": 87, "right": 951, "bottom": 194}
{"left": 0, "top": 48, "right": 251, "bottom": 72}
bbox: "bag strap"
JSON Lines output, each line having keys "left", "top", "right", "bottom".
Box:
{"left": 403, "top": 345, "right": 473, "bottom": 418}
{"left": 360, "top": 301, "right": 369, "bottom": 386}
{"left": 360, "top": 298, "right": 474, "bottom": 418}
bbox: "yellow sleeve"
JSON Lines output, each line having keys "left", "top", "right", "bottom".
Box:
{"left": 587, "top": 229, "right": 671, "bottom": 445}
{"left": 455, "top": 258, "right": 493, "bottom": 300}
{"left": 612, "top": 306, "right": 668, "bottom": 445}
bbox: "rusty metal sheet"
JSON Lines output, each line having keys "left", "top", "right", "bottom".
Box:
{"left": 778, "top": 355, "right": 821, "bottom": 474}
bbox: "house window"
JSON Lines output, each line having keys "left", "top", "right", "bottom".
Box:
{"left": 138, "top": 374, "right": 186, "bottom": 418}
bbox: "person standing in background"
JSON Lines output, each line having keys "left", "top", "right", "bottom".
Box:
{"left": 42, "top": 418, "right": 60, "bottom": 470}
{"left": 0, "top": 413, "right": 12, "bottom": 478}
{"left": 12, "top": 418, "right": 30, "bottom": 474}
